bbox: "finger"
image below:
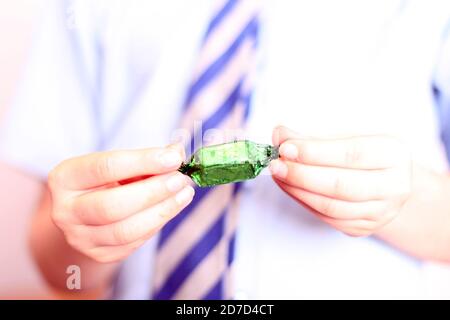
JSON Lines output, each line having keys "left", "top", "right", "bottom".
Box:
{"left": 271, "top": 181, "right": 378, "bottom": 236}
{"left": 87, "top": 186, "right": 195, "bottom": 246}
{"left": 273, "top": 125, "right": 409, "bottom": 169}
{"left": 270, "top": 159, "right": 397, "bottom": 201}
{"left": 84, "top": 238, "right": 148, "bottom": 264}
{"left": 272, "top": 125, "right": 302, "bottom": 146}
{"left": 65, "top": 223, "right": 154, "bottom": 257}
{"left": 72, "top": 172, "right": 190, "bottom": 225}
{"left": 273, "top": 125, "right": 363, "bottom": 145}
{"left": 310, "top": 212, "right": 378, "bottom": 237}
{"left": 50, "top": 144, "right": 186, "bottom": 190}
{"left": 274, "top": 180, "right": 387, "bottom": 220}
{"left": 278, "top": 135, "right": 408, "bottom": 170}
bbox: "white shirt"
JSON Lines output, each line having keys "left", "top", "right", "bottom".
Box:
{"left": 2, "top": 0, "right": 450, "bottom": 299}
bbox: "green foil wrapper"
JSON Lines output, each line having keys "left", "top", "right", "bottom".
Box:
{"left": 179, "top": 140, "right": 279, "bottom": 187}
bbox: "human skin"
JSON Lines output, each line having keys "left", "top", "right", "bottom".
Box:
{"left": 270, "top": 126, "right": 450, "bottom": 262}
{"left": 30, "top": 143, "right": 195, "bottom": 294}
{"left": 29, "top": 126, "right": 450, "bottom": 295}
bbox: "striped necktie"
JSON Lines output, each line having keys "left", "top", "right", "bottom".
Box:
{"left": 153, "top": 0, "right": 260, "bottom": 300}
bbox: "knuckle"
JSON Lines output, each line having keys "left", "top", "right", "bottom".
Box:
{"left": 333, "top": 176, "right": 349, "bottom": 198}
{"left": 365, "top": 204, "right": 387, "bottom": 221}
{"left": 73, "top": 194, "right": 120, "bottom": 225}
{"left": 51, "top": 209, "right": 67, "bottom": 227}
{"left": 343, "top": 229, "right": 369, "bottom": 238}
{"left": 65, "top": 233, "right": 85, "bottom": 252}
{"left": 159, "top": 198, "right": 184, "bottom": 220}
{"left": 94, "top": 197, "right": 121, "bottom": 224}
{"left": 381, "top": 208, "right": 399, "bottom": 224}
{"left": 93, "top": 155, "right": 115, "bottom": 180}
{"left": 158, "top": 204, "right": 173, "bottom": 220}
{"left": 69, "top": 201, "right": 88, "bottom": 223}
{"left": 300, "top": 143, "right": 312, "bottom": 162}
{"left": 112, "top": 223, "right": 134, "bottom": 245}
{"left": 51, "top": 200, "right": 73, "bottom": 227}
{"left": 321, "top": 197, "right": 337, "bottom": 217}
{"left": 48, "top": 167, "right": 63, "bottom": 190}
{"left": 345, "top": 142, "right": 364, "bottom": 166}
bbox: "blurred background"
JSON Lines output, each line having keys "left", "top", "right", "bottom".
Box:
{"left": 1, "top": 0, "right": 450, "bottom": 300}
{"left": 0, "top": 0, "right": 50, "bottom": 298}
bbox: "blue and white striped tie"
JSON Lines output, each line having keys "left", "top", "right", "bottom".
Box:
{"left": 153, "top": 0, "right": 260, "bottom": 300}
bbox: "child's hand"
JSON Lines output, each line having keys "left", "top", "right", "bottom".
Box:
{"left": 48, "top": 144, "right": 194, "bottom": 263}
{"left": 270, "top": 126, "right": 412, "bottom": 237}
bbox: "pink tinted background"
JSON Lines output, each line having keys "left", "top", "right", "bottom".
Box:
{"left": 0, "top": 0, "right": 50, "bottom": 298}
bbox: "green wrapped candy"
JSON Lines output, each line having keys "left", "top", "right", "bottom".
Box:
{"left": 179, "top": 140, "right": 279, "bottom": 187}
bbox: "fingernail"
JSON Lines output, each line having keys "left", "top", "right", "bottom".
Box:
{"left": 166, "top": 174, "right": 186, "bottom": 193}
{"left": 280, "top": 143, "right": 298, "bottom": 161}
{"left": 175, "top": 186, "right": 195, "bottom": 205}
{"left": 167, "top": 142, "right": 186, "bottom": 159}
{"left": 160, "top": 150, "right": 182, "bottom": 168}
{"left": 269, "top": 160, "right": 288, "bottom": 178}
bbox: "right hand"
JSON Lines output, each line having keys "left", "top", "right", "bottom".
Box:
{"left": 48, "top": 144, "right": 195, "bottom": 263}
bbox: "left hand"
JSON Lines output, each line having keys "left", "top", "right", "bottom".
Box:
{"left": 270, "top": 126, "right": 413, "bottom": 237}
